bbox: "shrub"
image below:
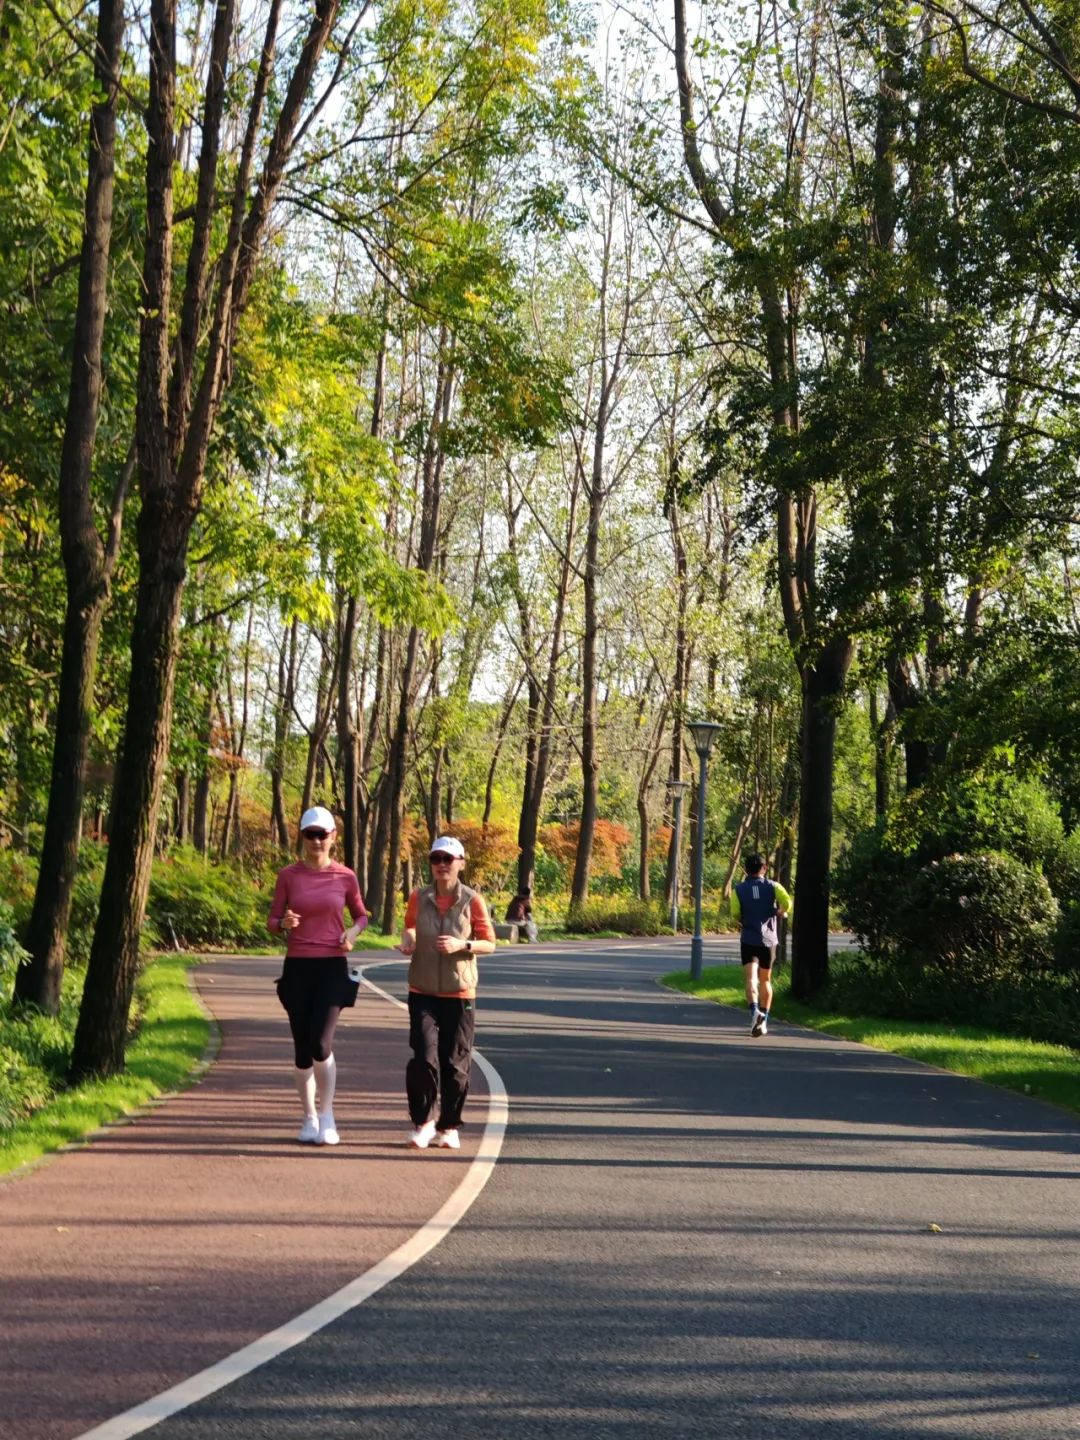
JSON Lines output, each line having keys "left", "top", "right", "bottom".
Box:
{"left": 894, "top": 852, "right": 1057, "bottom": 987}
{"left": 0, "top": 851, "right": 37, "bottom": 927}
{"left": 565, "top": 896, "right": 664, "bottom": 935}
{"left": 147, "top": 847, "right": 269, "bottom": 949}
{"left": 822, "top": 949, "right": 1080, "bottom": 1052}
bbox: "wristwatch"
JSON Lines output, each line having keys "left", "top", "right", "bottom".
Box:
{"left": 464, "top": 941, "right": 472, "bottom": 954}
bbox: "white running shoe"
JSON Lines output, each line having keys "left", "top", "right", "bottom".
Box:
{"left": 434, "top": 1129, "right": 461, "bottom": 1149}
{"left": 316, "top": 1114, "right": 340, "bottom": 1146}
{"left": 753, "top": 1014, "right": 768, "bottom": 1037}
{"left": 297, "top": 1115, "right": 319, "bottom": 1143}
{"left": 750, "top": 1009, "right": 762, "bottom": 1035}
{"left": 408, "top": 1120, "right": 437, "bottom": 1149}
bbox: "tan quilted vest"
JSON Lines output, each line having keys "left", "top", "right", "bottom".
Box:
{"left": 409, "top": 883, "right": 479, "bottom": 996}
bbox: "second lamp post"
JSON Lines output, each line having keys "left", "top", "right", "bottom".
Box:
{"left": 687, "top": 720, "right": 722, "bottom": 981}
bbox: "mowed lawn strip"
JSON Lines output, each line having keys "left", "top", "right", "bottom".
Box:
{"left": 665, "top": 964, "right": 1080, "bottom": 1119}
{"left": 1, "top": 951, "right": 210, "bottom": 1178}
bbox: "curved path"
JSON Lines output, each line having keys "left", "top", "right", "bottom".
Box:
{"left": 5, "top": 939, "right": 1080, "bottom": 1439}
{"left": 0, "top": 956, "right": 494, "bottom": 1440}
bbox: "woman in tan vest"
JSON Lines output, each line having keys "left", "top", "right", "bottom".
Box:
{"left": 398, "top": 836, "right": 496, "bottom": 1149}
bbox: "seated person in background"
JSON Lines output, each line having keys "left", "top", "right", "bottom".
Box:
{"left": 505, "top": 890, "right": 538, "bottom": 943}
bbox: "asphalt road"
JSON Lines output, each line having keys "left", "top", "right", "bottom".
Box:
{"left": 142, "top": 938, "right": 1080, "bottom": 1440}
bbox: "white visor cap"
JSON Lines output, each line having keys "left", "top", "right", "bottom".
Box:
{"left": 300, "top": 806, "right": 336, "bottom": 833}
{"left": 429, "top": 836, "right": 465, "bottom": 859}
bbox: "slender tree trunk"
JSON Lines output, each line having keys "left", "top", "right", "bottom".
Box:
{"left": 571, "top": 479, "right": 601, "bottom": 906}
{"left": 363, "top": 627, "right": 393, "bottom": 915}
{"left": 270, "top": 617, "right": 299, "bottom": 848}
{"left": 663, "top": 495, "right": 689, "bottom": 909}
{"left": 483, "top": 678, "right": 521, "bottom": 825}
{"left": 378, "top": 346, "right": 452, "bottom": 933}
{"left": 337, "top": 595, "right": 360, "bottom": 872}
{"left": 71, "top": 521, "right": 190, "bottom": 1076}
{"left": 175, "top": 768, "right": 190, "bottom": 843}
{"left": 517, "top": 469, "right": 581, "bottom": 895}
{"left": 16, "top": 0, "right": 127, "bottom": 1013}
{"left": 790, "top": 636, "right": 854, "bottom": 999}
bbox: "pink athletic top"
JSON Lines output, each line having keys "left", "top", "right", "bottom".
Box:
{"left": 268, "top": 861, "right": 367, "bottom": 958}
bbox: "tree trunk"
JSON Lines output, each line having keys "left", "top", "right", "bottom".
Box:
{"left": 270, "top": 617, "right": 299, "bottom": 849}
{"left": 637, "top": 795, "right": 651, "bottom": 901}
{"left": 71, "top": 520, "right": 190, "bottom": 1077}
{"left": 174, "top": 768, "right": 190, "bottom": 843}
{"left": 376, "top": 350, "right": 452, "bottom": 931}
{"left": 886, "top": 655, "right": 932, "bottom": 793}
{"left": 337, "top": 595, "right": 359, "bottom": 873}
{"left": 790, "top": 635, "right": 854, "bottom": 1000}
{"left": 71, "top": 0, "right": 342, "bottom": 1077}
{"left": 15, "top": 0, "right": 127, "bottom": 1013}
{"left": 571, "top": 487, "right": 601, "bottom": 906}
{"left": 663, "top": 494, "right": 689, "bottom": 909}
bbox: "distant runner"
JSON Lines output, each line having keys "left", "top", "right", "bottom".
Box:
{"left": 731, "top": 853, "right": 792, "bottom": 1037}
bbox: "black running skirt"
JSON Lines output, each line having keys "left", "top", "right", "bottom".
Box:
{"left": 275, "top": 955, "right": 360, "bottom": 1012}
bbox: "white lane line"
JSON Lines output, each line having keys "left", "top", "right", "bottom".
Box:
{"left": 73, "top": 963, "right": 508, "bottom": 1440}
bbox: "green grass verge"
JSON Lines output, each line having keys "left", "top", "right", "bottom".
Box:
{"left": 0, "top": 952, "right": 211, "bottom": 1179}
{"left": 664, "top": 963, "right": 1080, "bottom": 1117}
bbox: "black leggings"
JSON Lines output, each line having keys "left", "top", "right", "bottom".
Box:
{"left": 277, "top": 957, "right": 350, "bottom": 1068}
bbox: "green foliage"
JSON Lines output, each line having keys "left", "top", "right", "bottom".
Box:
{"left": 146, "top": 848, "right": 270, "bottom": 950}
{"left": 531, "top": 846, "right": 566, "bottom": 893}
{"left": 0, "top": 953, "right": 81, "bottom": 1132}
{"left": 0, "top": 900, "right": 31, "bottom": 1004}
{"left": 565, "top": 895, "right": 664, "bottom": 935}
{"left": 887, "top": 773, "right": 1067, "bottom": 879}
{"left": 1054, "top": 902, "right": 1080, "bottom": 976}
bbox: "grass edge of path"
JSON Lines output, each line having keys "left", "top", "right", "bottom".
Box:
{"left": 0, "top": 951, "right": 216, "bottom": 1180}
{"left": 664, "top": 964, "right": 1080, "bottom": 1119}
{"left": 0, "top": 930, "right": 410, "bottom": 1181}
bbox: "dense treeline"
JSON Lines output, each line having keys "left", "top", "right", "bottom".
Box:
{"left": 1, "top": 0, "right": 1078, "bottom": 1075}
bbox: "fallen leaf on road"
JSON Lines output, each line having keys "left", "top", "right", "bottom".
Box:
{"left": 926, "top": 1223, "right": 943, "bottom": 1233}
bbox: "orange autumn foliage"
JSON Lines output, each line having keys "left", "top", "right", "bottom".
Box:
{"left": 539, "top": 819, "right": 633, "bottom": 878}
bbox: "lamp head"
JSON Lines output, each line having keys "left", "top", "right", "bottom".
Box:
{"left": 688, "top": 720, "right": 722, "bottom": 759}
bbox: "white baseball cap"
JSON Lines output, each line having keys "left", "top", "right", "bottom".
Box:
{"left": 429, "top": 836, "right": 465, "bottom": 859}
{"left": 300, "top": 806, "right": 336, "bottom": 833}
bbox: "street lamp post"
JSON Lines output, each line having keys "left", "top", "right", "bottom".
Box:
{"left": 666, "top": 778, "right": 691, "bottom": 934}
{"left": 687, "top": 721, "right": 722, "bottom": 981}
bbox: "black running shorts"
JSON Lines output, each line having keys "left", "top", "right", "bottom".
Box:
{"left": 740, "top": 942, "right": 775, "bottom": 969}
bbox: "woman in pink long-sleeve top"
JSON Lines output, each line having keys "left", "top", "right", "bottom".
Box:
{"left": 267, "top": 806, "right": 368, "bottom": 1145}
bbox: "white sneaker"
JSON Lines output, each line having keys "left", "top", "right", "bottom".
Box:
{"left": 297, "top": 1115, "right": 319, "bottom": 1143}
{"left": 408, "top": 1120, "right": 437, "bottom": 1149}
{"left": 316, "top": 1114, "right": 340, "bottom": 1146}
{"left": 434, "top": 1129, "right": 461, "bottom": 1150}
